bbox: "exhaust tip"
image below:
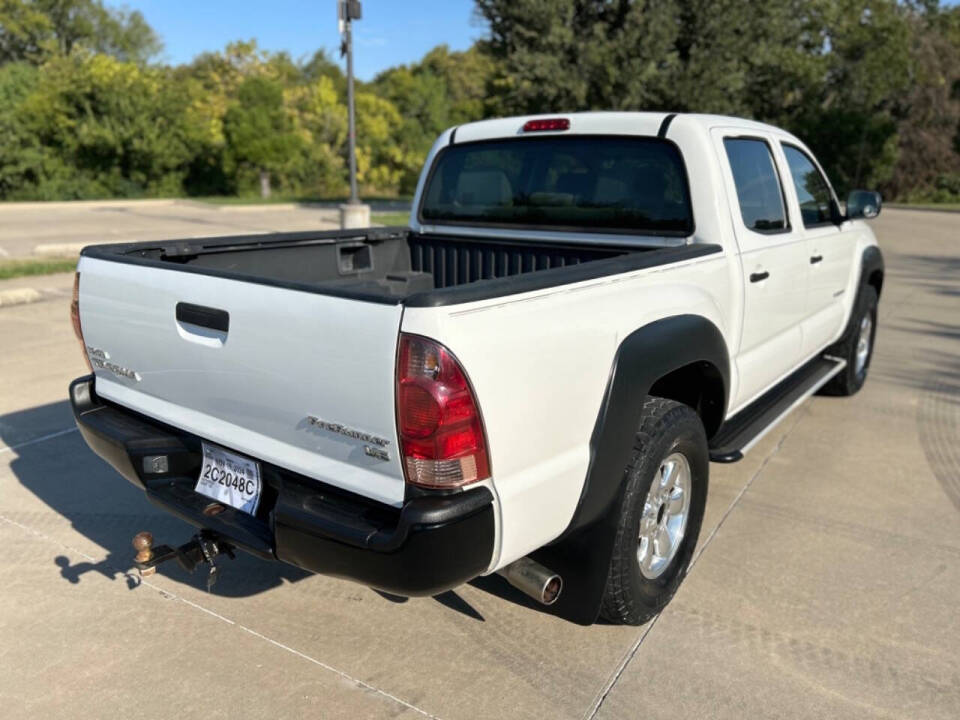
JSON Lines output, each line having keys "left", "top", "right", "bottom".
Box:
{"left": 498, "top": 557, "right": 563, "bottom": 606}
{"left": 540, "top": 574, "right": 563, "bottom": 605}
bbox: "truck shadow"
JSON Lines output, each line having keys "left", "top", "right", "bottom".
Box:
{"left": 2, "top": 400, "right": 309, "bottom": 598}
{"left": 1, "top": 400, "right": 514, "bottom": 621}
{"left": 54, "top": 553, "right": 139, "bottom": 589}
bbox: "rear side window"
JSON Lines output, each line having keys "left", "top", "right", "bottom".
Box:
{"left": 419, "top": 136, "right": 693, "bottom": 236}
{"left": 782, "top": 145, "right": 835, "bottom": 227}
{"left": 723, "top": 138, "right": 788, "bottom": 233}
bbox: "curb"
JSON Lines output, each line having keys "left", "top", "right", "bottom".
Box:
{"left": 171, "top": 200, "right": 343, "bottom": 212}
{"left": 211, "top": 202, "right": 304, "bottom": 212}
{"left": 0, "top": 198, "right": 178, "bottom": 211}
{"left": 0, "top": 282, "right": 72, "bottom": 309}
{"left": 0, "top": 287, "right": 43, "bottom": 307}
{"left": 173, "top": 200, "right": 304, "bottom": 212}
{"left": 34, "top": 242, "right": 87, "bottom": 257}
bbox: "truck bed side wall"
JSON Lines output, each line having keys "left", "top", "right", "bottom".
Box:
{"left": 400, "top": 250, "right": 735, "bottom": 571}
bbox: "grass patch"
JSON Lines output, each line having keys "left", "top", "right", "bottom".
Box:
{"left": 0, "top": 257, "right": 77, "bottom": 281}
{"left": 372, "top": 211, "right": 411, "bottom": 226}
{"left": 888, "top": 202, "right": 960, "bottom": 212}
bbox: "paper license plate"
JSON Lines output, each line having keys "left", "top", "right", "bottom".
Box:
{"left": 194, "top": 442, "right": 262, "bottom": 515}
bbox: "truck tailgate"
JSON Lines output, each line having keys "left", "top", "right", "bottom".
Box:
{"left": 77, "top": 256, "right": 406, "bottom": 507}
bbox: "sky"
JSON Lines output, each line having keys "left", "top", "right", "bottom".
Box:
{"left": 121, "top": 0, "right": 484, "bottom": 80}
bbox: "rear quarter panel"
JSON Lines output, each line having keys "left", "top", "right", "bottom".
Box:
{"left": 401, "top": 252, "right": 734, "bottom": 570}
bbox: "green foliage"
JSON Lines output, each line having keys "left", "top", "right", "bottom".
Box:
{"left": 354, "top": 91, "right": 413, "bottom": 192}
{"left": 884, "top": 3, "right": 960, "bottom": 199}
{"left": 372, "top": 211, "right": 411, "bottom": 227}
{"left": 302, "top": 49, "right": 347, "bottom": 95}
{"left": 0, "top": 0, "right": 957, "bottom": 202}
{"left": 0, "top": 62, "right": 44, "bottom": 196}
{"left": 0, "top": 0, "right": 161, "bottom": 65}
{"left": 476, "top": 0, "right": 678, "bottom": 112}
{"left": 801, "top": 0, "right": 912, "bottom": 193}
{"left": 477, "top": 0, "right": 960, "bottom": 200}
{"left": 224, "top": 76, "right": 302, "bottom": 195}
{"left": 285, "top": 75, "right": 348, "bottom": 196}
{"left": 905, "top": 172, "right": 960, "bottom": 202}
{"left": 1, "top": 53, "right": 205, "bottom": 199}
{"left": 0, "top": 0, "right": 52, "bottom": 63}
{"left": 371, "top": 45, "right": 497, "bottom": 192}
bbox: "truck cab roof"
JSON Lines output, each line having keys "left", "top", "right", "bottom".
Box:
{"left": 444, "top": 111, "right": 805, "bottom": 146}
{"left": 408, "top": 111, "right": 811, "bottom": 246}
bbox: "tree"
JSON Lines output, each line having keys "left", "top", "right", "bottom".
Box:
{"left": 355, "top": 91, "right": 419, "bottom": 193}
{"left": 4, "top": 53, "right": 204, "bottom": 199}
{"left": 1, "top": 2, "right": 956, "bottom": 203}
{"left": 418, "top": 44, "right": 501, "bottom": 123}
{"left": 371, "top": 65, "right": 450, "bottom": 192}
{"left": 660, "top": 0, "right": 826, "bottom": 118}
{"left": 223, "top": 76, "right": 302, "bottom": 197}
{"left": 371, "top": 44, "right": 500, "bottom": 192}
{"left": 884, "top": 2, "right": 960, "bottom": 199}
{"left": 0, "top": 0, "right": 52, "bottom": 63}
{"left": 475, "top": 0, "right": 679, "bottom": 112}
{"left": 0, "top": 0, "right": 161, "bottom": 65}
{"left": 0, "top": 62, "right": 44, "bottom": 197}
{"left": 474, "top": 0, "right": 945, "bottom": 198}
{"left": 783, "top": 0, "right": 913, "bottom": 195}
{"left": 286, "top": 75, "right": 349, "bottom": 196}
{"left": 302, "top": 48, "right": 346, "bottom": 96}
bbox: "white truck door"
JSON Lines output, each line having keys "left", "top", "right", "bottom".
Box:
{"left": 778, "top": 142, "right": 857, "bottom": 354}
{"left": 714, "top": 130, "right": 808, "bottom": 410}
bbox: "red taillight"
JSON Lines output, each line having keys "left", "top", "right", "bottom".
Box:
{"left": 396, "top": 334, "right": 490, "bottom": 489}
{"left": 522, "top": 118, "right": 570, "bottom": 132}
{"left": 70, "top": 272, "right": 93, "bottom": 373}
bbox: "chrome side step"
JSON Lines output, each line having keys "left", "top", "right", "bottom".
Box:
{"left": 709, "top": 356, "right": 847, "bottom": 463}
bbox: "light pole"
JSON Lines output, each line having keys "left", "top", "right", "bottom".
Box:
{"left": 338, "top": 0, "right": 370, "bottom": 228}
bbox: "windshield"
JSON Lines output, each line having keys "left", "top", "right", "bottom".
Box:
{"left": 419, "top": 136, "right": 693, "bottom": 235}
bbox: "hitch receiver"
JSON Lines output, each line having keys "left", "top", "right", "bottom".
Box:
{"left": 132, "top": 530, "right": 235, "bottom": 590}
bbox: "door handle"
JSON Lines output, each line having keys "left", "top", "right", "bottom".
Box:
{"left": 749, "top": 271, "right": 770, "bottom": 283}
{"left": 810, "top": 255, "right": 823, "bottom": 264}
{"left": 176, "top": 302, "right": 229, "bottom": 332}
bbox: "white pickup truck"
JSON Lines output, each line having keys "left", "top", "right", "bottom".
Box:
{"left": 69, "top": 112, "right": 884, "bottom": 625}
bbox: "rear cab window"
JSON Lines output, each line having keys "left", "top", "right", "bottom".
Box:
{"left": 722, "top": 138, "right": 789, "bottom": 233}
{"left": 419, "top": 136, "right": 693, "bottom": 237}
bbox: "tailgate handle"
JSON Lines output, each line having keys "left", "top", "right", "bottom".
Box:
{"left": 176, "top": 303, "right": 229, "bottom": 333}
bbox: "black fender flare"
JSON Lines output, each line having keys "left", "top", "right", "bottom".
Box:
{"left": 531, "top": 314, "right": 729, "bottom": 624}
{"left": 832, "top": 246, "right": 883, "bottom": 344}
{"left": 859, "top": 245, "right": 884, "bottom": 296}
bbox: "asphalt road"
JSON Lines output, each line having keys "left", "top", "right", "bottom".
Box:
{"left": 0, "top": 209, "right": 957, "bottom": 719}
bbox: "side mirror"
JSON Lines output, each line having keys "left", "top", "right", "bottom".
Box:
{"left": 846, "top": 190, "right": 882, "bottom": 220}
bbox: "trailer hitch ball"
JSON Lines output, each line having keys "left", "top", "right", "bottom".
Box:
{"left": 130, "top": 530, "right": 236, "bottom": 589}
{"left": 132, "top": 531, "right": 156, "bottom": 577}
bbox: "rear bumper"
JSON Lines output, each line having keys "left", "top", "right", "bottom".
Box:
{"left": 69, "top": 375, "right": 495, "bottom": 596}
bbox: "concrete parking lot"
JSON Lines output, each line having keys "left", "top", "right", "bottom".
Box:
{"left": 0, "top": 199, "right": 342, "bottom": 258}
{"left": 0, "top": 208, "right": 957, "bottom": 719}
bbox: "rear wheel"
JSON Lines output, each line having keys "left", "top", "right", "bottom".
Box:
{"left": 821, "top": 284, "right": 878, "bottom": 396}
{"left": 600, "top": 397, "right": 708, "bottom": 625}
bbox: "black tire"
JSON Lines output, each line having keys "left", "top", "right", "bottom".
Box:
{"left": 820, "top": 284, "right": 878, "bottom": 397}
{"left": 600, "top": 397, "right": 708, "bottom": 626}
